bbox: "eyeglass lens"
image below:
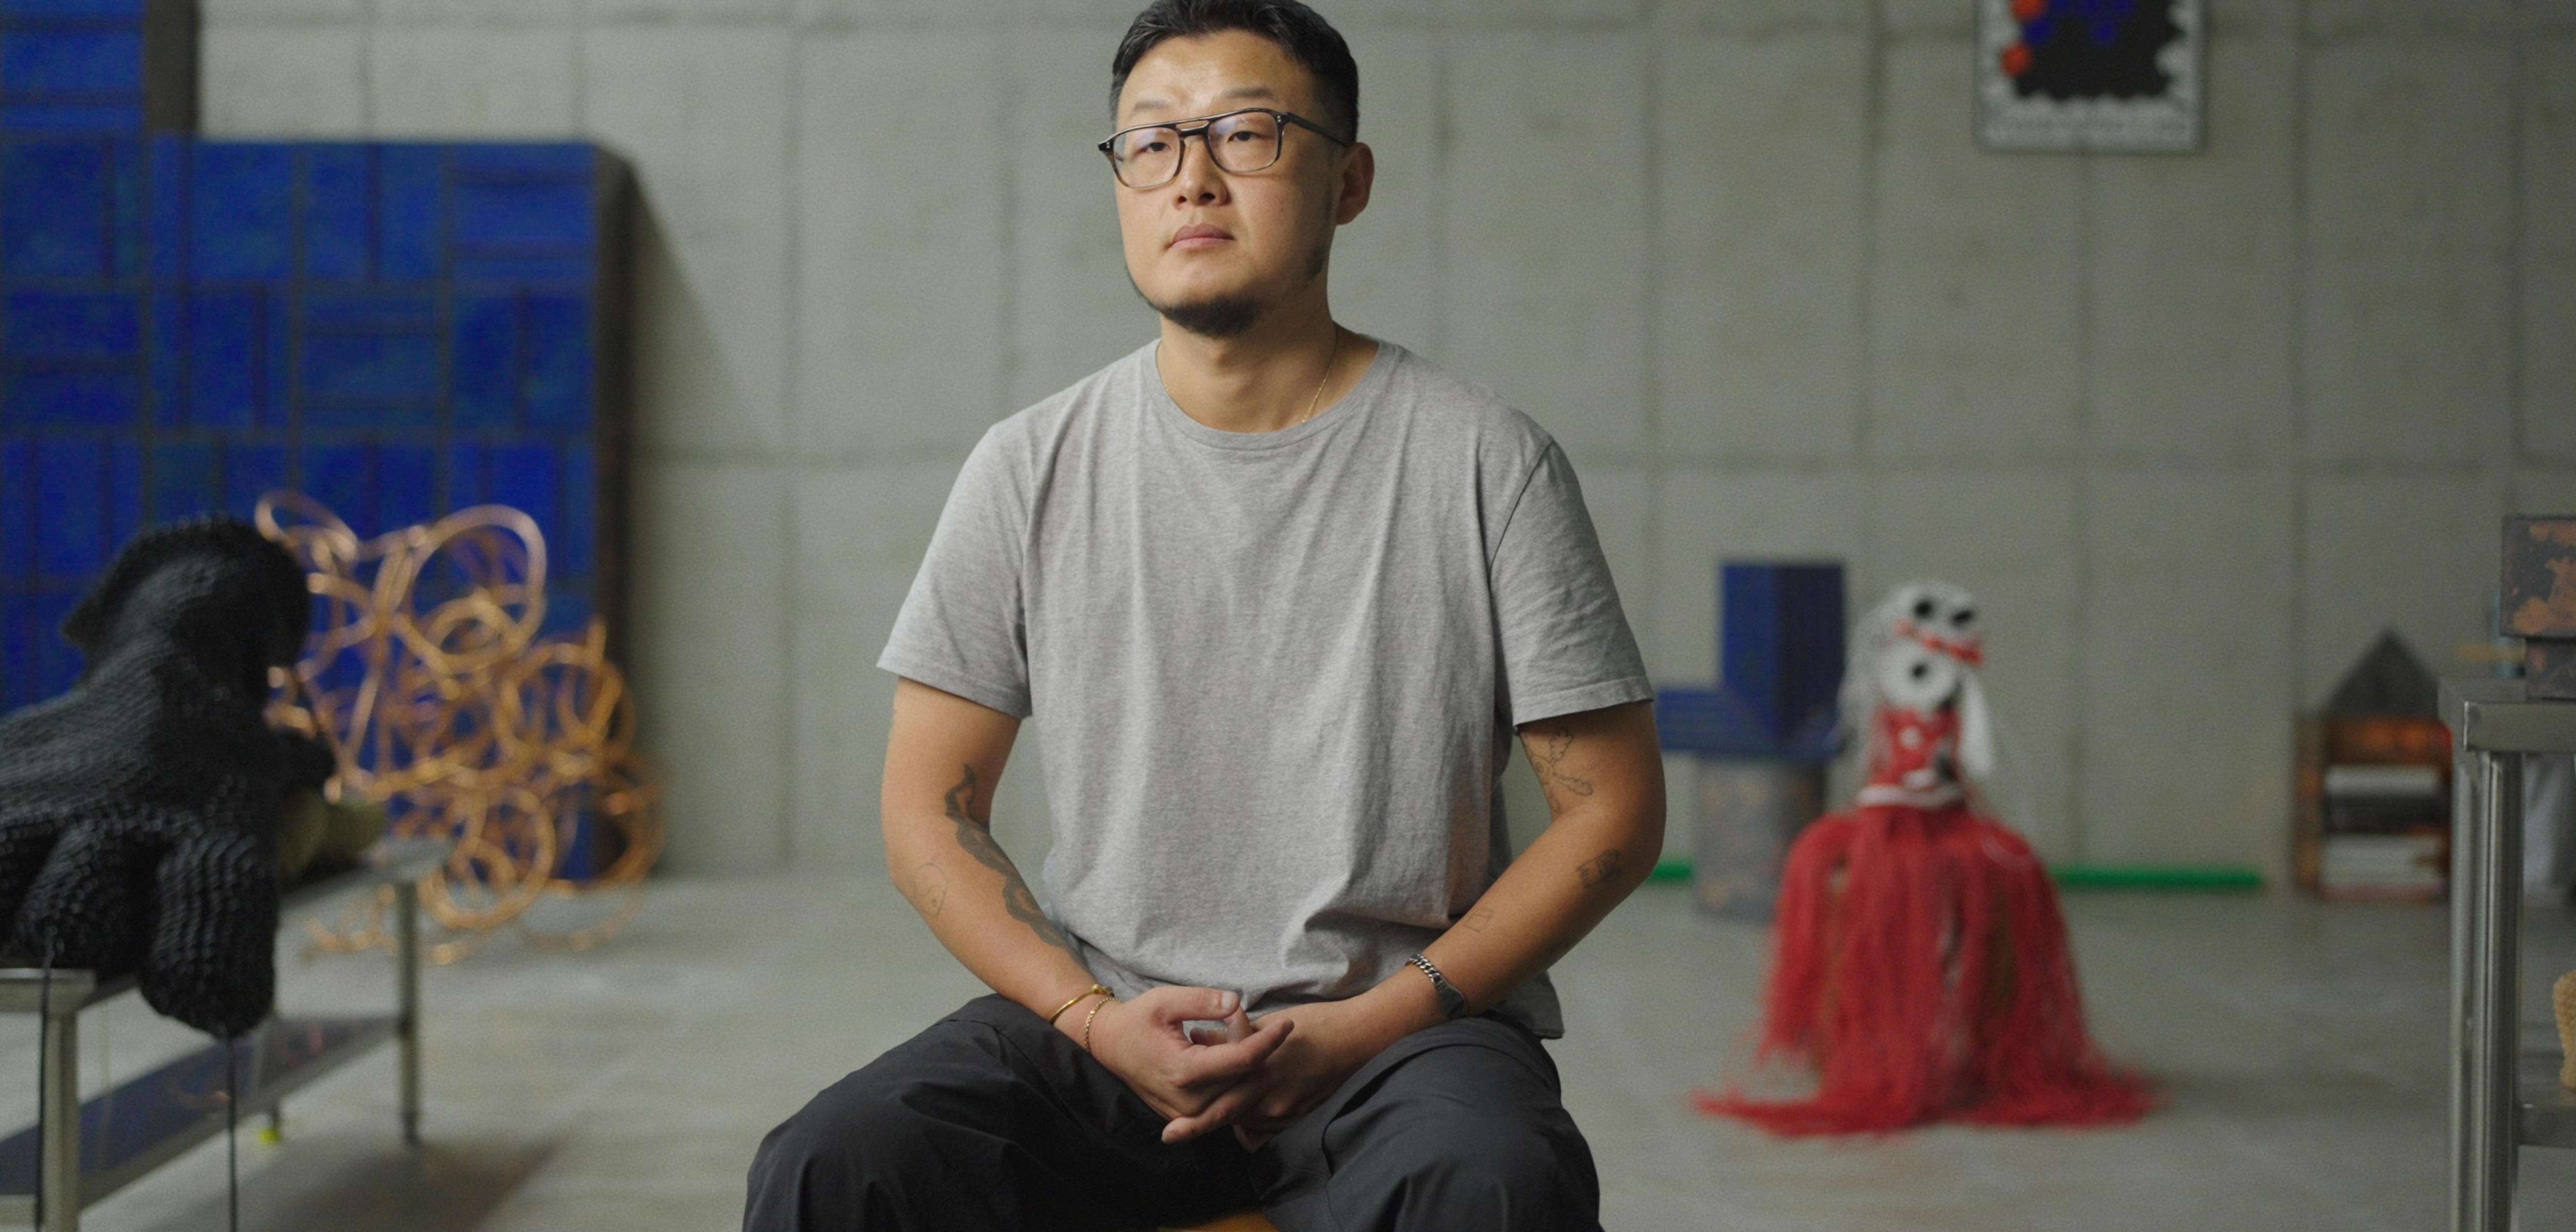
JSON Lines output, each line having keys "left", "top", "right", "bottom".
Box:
{"left": 1108, "top": 111, "right": 1284, "bottom": 187}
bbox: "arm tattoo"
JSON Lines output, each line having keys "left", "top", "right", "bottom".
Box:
{"left": 942, "top": 764, "right": 1084, "bottom": 962}
{"left": 1577, "top": 849, "right": 1626, "bottom": 889}
{"left": 1461, "top": 907, "right": 1496, "bottom": 934}
{"left": 1532, "top": 722, "right": 1596, "bottom": 810}
{"left": 910, "top": 860, "right": 950, "bottom": 917}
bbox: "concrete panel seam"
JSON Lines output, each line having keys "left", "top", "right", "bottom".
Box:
{"left": 2510, "top": 21, "right": 2530, "bottom": 463}
{"left": 779, "top": 13, "right": 807, "bottom": 862}
{"left": 1853, "top": 0, "right": 1885, "bottom": 463}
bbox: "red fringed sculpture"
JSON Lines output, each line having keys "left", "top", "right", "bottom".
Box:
{"left": 1696, "top": 581, "right": 2152, "bottom": 1135}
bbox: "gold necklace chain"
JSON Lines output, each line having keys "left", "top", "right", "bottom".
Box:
{"left": 1293, "top": 329, "right": 1342, "bottom": 427}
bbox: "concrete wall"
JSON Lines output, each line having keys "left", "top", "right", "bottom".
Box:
{"left": 200, "top": 0, "right": 2576, "bottom": 879}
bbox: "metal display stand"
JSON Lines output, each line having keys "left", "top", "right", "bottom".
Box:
{"left": 2443, "top": 678, "right": 2576, "bottom": 1232}
{"left": 0, "top": 840, "right": 443, "bottom": 1230}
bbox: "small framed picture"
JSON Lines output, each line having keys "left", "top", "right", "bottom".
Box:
{"left": 1976, "top": 0, "right": 2204, "bottom": 153}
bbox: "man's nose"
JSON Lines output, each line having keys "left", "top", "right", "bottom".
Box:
{"left": 1171, "top": 134, "right": 1225, "bottom": 203}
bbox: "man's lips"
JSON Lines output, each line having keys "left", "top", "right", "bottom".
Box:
{"left": 1168, "top": 224, "right": 1232, "bottom": 251}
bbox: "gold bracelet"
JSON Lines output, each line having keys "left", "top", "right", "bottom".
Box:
{"left": 1045, "top": 984, "right": 1113, "bottom": 1026}
{"left": 1081, "top": 997, "right": 1115, "bottom": 1054}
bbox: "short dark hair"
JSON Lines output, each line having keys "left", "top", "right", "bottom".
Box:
{"left": 1110, "top": 0, "right": 1359, "bottom": 141}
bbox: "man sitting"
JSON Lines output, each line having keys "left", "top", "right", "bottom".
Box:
{"left": 744, "top": 3, "right": 1662, "bottom": 1228}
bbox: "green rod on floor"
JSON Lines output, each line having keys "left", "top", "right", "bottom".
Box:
{"left": 2050, "top": 864, "right": 2264, "bottom": 891}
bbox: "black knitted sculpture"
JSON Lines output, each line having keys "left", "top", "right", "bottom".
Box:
{"left": 0, "top": 517, "right": 325, "bottom": 1037}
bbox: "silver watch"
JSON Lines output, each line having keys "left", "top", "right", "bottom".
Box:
{"left": 1408, "top": 953, "right": 1469, "bottom": 1020}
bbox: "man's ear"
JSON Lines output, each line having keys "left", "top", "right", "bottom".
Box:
{"left": 1332, "top": 142, "right": 1375, "bottom": 226}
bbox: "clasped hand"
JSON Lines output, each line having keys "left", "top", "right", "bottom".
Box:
{"left": 1084, "top": 987, "right": 1386, "bottom": 1150}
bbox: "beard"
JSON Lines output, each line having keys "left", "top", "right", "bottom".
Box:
{"left": 1134, "top": 228, "right": 1334, "bottom": 340}
{"left": 1145, "top": 290, "right": 1265, "bottom": 338}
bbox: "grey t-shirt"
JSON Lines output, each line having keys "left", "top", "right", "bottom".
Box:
{"left": 879, "top": 339, "right": 1650, "bottom": 1038}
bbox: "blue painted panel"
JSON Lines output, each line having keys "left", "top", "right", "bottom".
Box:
{"left": 2, "top": 132, "right": 624, "bottom": 715}
{"left": 449, "top": 292, "right": 515, "bottom": 429}
{"left": 0, "top": 591, "right": 28, "bottom": 711}
{"left": 522, "top": 294, "right": 587, "bottom": 430}
{"left": 147, "top": 440, "right": 215, "bottom": 521}
{"left": 0, "top": 2, "right": 148, "bottom": 19}
{"left": 301, "top": 293, "right": 439, "bottom": 427}
{"left": 105, "top": 134, "right": 136, "bottom": 277}
{"left": 453, "top": 178, "right": 590, "bottom": 253}
{"left": 0, "top": 27, "right": 141, "bottom": 93}
{"left": 561, "top": 443, "right": 594, "bottom": 577}
{"left": 378, "top": 443, "right": 435, "bottom": 534}
{"left": 450, "top": 252, "right": 589, "bottom": 285}
{"left": 376, "top": 144, "right": 442, "bottom": 283}
{"left": 145, "top": 287, "right": 177, "bottom": 424}
{"left": 488, "top": 443, "right": 558, "bottom": 533}
{"left": 104, "top": 435, "right": 136, "bottom": 549}
{"left": 32, "top": 436, "right": 103, "bottom": 577}
{"left": 299, "top": 442, "right": 372, "bottom": 535}
{"left": 541, "top": 585, "right": 589, "bottom": 640}
{"left": 144, "top": 134, "right": 182, "bottom": 279}
{"left": 3, "top": 369, "right": 138, "bottom": 426}
{"left": 220, "top": 439, "right": 286, "bottom": 520}
{"left": 4, "top": 288, "right": 138, "bottom": 358}
{"left": 187, "top": 290, "right": 264, "bottom": 430}
{"left": 0, "top": 434, "right": 27, "bottom": 577}
{"left": 445, "top": 441, "right": 487, "bottom": 508}
{"left": 301, "top": 144, "right": 372, "bottom": 282}
{"left": 302, "top": 292, "right": 437, "bottom": 331}
{"left": 0, "top": 102, "right": 140, "bottom": 134}
{"left": 1717, "top": 561, "right": 1845, "bottom": 746}
{"left": 190, "top": 144, "right": 295, "bottom": 281}
{"left": 32, "top": 586, "right": 75, "bottom": 697}
{"left": 1, "top": 139, "right": 106, "bottom": 277}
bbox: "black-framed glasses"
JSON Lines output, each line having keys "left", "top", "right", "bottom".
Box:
{"left": 1097, "top": 108, "right": 1349, "bottom": 189}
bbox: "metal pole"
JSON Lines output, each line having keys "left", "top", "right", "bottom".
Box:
{"left": 40, "top": 993, "right": 78, "bottom": 1232}
{"left": 2452, "top": 746, "right": 2482, "bottom": 1232}
{"left": 394, "top": 880, "right": 420, "bottom": 1147}
{"left": 2471, "top": 751, "right": 2522, "bottom": 1232}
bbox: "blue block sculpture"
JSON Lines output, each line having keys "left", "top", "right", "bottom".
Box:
{"left": 0, "top": 2, "right": 630, "bottom": 876}
{"left": 0, "top": 1, "right": 631, "bottom": 723}
{"left": 1656, "top": 560, "right": 1845, "bottom": 762}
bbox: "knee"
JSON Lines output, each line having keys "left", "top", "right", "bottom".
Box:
{"left": 1392, "top": 1113, "right": 1598, "bottom": 1228}
{"left": 743, "top": 1073, "right": 945, "bottom": 1230}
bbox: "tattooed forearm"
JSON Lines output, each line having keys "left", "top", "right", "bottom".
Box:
{"left": 910, "top": 860, "right": 950, "bottom": 917}
{"left": 1461, "top": 906, "right": 1496, "bottom": 934}
{"left": 1576, "top": 849, "right": 1626, "bottom": 889}
{"left": 941, "top": 764, "right": 1084, "bottom": 962}
{"left": 1531, "top": 722, "right": 1596, "bottom": 811}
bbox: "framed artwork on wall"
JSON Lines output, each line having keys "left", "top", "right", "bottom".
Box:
{"left": 1977, "top": 0, "right": 2204, "bottom": 153}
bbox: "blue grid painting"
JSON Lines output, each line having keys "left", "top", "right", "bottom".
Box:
{"left": 0, "top": 0, "right": 631, "bottom": 718}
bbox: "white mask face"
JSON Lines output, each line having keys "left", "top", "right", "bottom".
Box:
{"left": 1875, "top": 641, "right": 1958, "bottom": 712}
{"left": 1895, "top": 582, "right": 1978, "bottom": 642}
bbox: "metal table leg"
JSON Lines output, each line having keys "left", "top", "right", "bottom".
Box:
{"left": 2453, "top": 748, "right": 2523, "bottom": 1232}
{"left": 395, "top": 879, "right": 420, "bottom": 1147}
{"left": 40, "top": 994, "right": 78, "bottom": 1232}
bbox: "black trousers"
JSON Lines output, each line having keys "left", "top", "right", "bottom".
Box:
{"left": 743, "top": 995, "right": 1602, "bottom": 1232}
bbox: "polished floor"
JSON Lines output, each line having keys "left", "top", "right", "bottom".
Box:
{"left": 5, "top": 871, "right": 2573, "bottom": 1231}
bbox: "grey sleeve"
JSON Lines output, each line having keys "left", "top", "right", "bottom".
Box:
{"left": 1489, "top": 442, "right": 1654, "bottom": 728}
{"left": 877, "top": 430, "right": 1034, "bottom": 718}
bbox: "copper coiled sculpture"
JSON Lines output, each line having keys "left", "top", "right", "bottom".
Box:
{"left": 255, "top": 492, "right": 662, "bottom": 964}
